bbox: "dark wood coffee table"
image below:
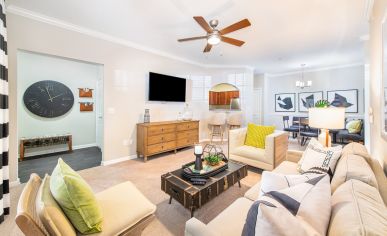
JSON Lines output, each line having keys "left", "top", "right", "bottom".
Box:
{"left": 161, "top": 161, "right": 248, "bottom": 217}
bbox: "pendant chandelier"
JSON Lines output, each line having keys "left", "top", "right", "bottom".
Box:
{"left": 296, "top": 64, "right": 312, "bottom": 89}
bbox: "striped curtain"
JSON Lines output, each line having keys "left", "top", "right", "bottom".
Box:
{"left": 0, "top": 0, "right": 9, "bottom": 224}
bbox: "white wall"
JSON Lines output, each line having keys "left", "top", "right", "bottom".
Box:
{"left": 7, "top": 13, "right": 253, "bottom": 182}
{"left": 263, "top": 65, "right": 365, "bottom": 129}
{"left": 369, "top": 0, "right": 387, "bottom": 171}
{"left": 17, "top": 51, "right": 101, "bottom": 153}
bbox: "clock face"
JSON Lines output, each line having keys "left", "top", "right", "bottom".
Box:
{"left": 23, "top": 80, "right": 74, "bottom": 118}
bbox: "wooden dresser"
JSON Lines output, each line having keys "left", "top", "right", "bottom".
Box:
{"left": 137, "top": 120, "right": 199, "bottom": 161}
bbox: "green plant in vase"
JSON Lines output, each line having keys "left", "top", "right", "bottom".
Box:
{"left": 315, "top": 99, "right": 330, "bottom": 108}
{"left": 204, "top": 154, "right": 221, "bottom": 166}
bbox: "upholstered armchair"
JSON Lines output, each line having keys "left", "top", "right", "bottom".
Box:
{"left": 228, "top": 128, "right": 288, "bottom": 170}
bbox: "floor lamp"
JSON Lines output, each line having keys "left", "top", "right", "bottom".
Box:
{"left": 309, "top": 107, "right": 345, "bottom": 147}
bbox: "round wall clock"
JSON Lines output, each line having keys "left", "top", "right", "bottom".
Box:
{"left": 23, "top": 80, "right": 74, "bottom": 118}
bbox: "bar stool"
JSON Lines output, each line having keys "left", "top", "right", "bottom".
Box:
{"left": 227, "top": 113, "right": 243, "bottom": 130}
{"left": 209, "top": 113, "right": 227, "bottom": 144}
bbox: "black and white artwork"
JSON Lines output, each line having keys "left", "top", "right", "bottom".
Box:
{"left": 275, "top": 93, "right": 296, "bottom": 112}
{"left": 327, "top": 89, "right": 358, "bottom": 113}
{"left": 298, "top": 91, "right": 323, "bottom": 112}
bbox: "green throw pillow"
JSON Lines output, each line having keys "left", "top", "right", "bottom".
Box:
{"left": 346, "top": 120, "right": 362, "bottom": 134}
{"left": 245, "top": 123, "right": 275, "bottom": 148}
{"left": 50, "top": 158, "right": 103, "bottom": 234}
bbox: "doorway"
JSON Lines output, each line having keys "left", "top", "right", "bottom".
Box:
{"left": 253, "top": 88, "right": 263, "bottom": 124}
{"left": 17, "top": 50, "right": 104, "bottom": 183}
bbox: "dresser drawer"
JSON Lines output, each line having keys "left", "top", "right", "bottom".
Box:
{"left": 176, "top": 137, "right": 198, "bottom": 147}
{"left": 148, "top": 133, "right": 176, "bottom": 145}
{"left": 176, "top": 122, "right": 198, "bottom": 131}
{"left": 177, "top": 130, "right": 198, "bottom": 140}
{"left": 148, "top": 124, "right": 176, "bottom": 136}
{"left": 147, "top": 141, "right": 175, "bottom": 154}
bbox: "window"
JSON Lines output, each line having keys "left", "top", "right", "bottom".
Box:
{"left": 191, "top": 75, "right": 212, "bottom": 101}
{"left": 228, "top": 73, "right": 246, "bottom": 102}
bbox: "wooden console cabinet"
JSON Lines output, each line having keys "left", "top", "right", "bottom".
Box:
{"left": 137, "top": 120, "right": 199, "bottom": 161}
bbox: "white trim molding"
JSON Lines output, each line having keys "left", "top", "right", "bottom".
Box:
{"left": 10, "top": 178, "right": 21, "bottom": 188}
{"left": 265, "top": 63, "right": 365, "bottom": 78}
{"left": 6, "top": 5, "right": 252, "bottom": 70}
{"left": 101, "top": 154, "right": 137, "bottom": 166}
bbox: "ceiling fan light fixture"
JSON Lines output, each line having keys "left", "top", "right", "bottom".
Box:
{"left": 208, "top": 34, "right": 221, "bottom": 45}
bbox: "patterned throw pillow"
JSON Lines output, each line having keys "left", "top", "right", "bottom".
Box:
{"left": 244, "top": 123, "right": 275, "bottom": 149}
{"left": 242, "top": 175, "right": 331, "bottom": 236}
{"left": 298, "top": 138, "right": 342, "bottom": 176}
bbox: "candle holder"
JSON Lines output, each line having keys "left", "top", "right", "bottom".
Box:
{"left": 194, "top": 143, "right": 203, "bottom": 171}
{"left": 194, "top": 154, "right": 203, "bottom": 171}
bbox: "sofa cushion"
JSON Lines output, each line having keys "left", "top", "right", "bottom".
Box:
{"left": 328, "top": 179, "right": 387, "bottom": 236}
{"left": 244, "top": 161, "right": 299, "bottom": 201}
{"left": 230, "top": 145, "right": 266, "bottom": 163}
{"left": 89, "top": 181, "right": 156, "bottom": 236}
{"left": 298, "top": 138, "right": 342, "bottom": 174}
{"left": 258, "top": 171, "right": 324, "bottom": 198}
{"left": 331, "top": 153, "right": 378, "bottom": 193}
{"left": 242, "top": 175, "right": 331, "bottom": 236}
{"left": 207, "top": 198, "right": 252, "bottom": 236}
{"left": 245, "top": 123, "right": 275, "bottom": 148}
{"left": 36, "top": 174, "right": 76, "bottom": 236}
{"left": 50, "top": 158, "right": 103, "bottom": 234}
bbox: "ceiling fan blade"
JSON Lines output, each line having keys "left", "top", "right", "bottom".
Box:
{"left": 177, "top": 36, "right": 207, "bottom": 42}
{"left": 193, "top": 16, "right": 213, "bottom": 33}
{"left": 221, "top": 36, "right": 245, "bottom": 46}
{"left": 203, "top": 44, "right": 212, "bottom": 53}
{"left": 219, "top": 19, "right": 251, "bottom": 35}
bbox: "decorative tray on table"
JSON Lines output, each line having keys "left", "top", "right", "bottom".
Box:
{"left": 182, "top": 154, "right": 228, "bottom": 180}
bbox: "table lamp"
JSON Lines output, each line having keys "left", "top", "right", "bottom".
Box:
{"left": 309, "top": 107, "right": 345, "bottom": 147}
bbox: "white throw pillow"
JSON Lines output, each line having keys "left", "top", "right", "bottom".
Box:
{"left": 259, "top": 171, "right": 324, "bottom": 197}
{"left": 298, "top": 138, "right": 342, "bottom": 174}
{"left": 242, "top": 174, "right": 331, "bottom": 236}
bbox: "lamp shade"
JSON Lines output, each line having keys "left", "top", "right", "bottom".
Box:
{"left": 309, "top": 107, "right": 345, "bottom": 129}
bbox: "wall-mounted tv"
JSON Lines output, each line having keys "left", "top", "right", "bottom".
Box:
{"left": 148, "top": 72, "right": 186, "bottom": 102}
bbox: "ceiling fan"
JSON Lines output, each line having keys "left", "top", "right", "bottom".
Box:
{"left": 178, "top": 16, "right": 251, "bottom": 53}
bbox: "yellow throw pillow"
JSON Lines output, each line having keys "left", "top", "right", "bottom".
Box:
{"left": 346, "top": 120, "right": 362, "bottom": 134}
{"left": 245, "top": 123, "right": 275, "bottom": 148}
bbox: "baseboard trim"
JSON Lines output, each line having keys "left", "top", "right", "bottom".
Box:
{"left": 101, "top": 154, "right": 137, "bottom": 166}
{"left": 23, "top": 143, "right": 98, "bottom": 158}
{"left": 10, "top": 178, "right": 21, "bottom": 188}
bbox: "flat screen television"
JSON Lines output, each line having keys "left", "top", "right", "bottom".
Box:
{"left": 148, "top": 72, "right": 186, "bottom": 102}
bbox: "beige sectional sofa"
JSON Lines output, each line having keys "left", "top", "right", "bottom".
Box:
{"left": 228, "top": 128, "right": 288, "bottom": 171}
{"left": 185, "top": 143, "right": 387, "bottom": 236}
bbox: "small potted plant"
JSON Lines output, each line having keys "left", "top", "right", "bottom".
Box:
{"left": 204, "top": 154, "right": 222, "bottom": 166}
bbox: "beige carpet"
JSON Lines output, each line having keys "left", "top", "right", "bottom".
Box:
{"left": 0, "top": 139, "right": 304, "bottom": 236}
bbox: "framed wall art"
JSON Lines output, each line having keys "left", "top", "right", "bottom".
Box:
{"left": 327, "top": 89, "right": 358, "bottom": 113}
{"left": 298, "top": 91, "right": 323, "bottom": 112}
{"left": 275, "top": 93, "right": 296, "bottom": 112}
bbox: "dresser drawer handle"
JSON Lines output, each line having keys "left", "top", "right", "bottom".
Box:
{"left": 161, "top": 146, "right": 164, "bottom": 149}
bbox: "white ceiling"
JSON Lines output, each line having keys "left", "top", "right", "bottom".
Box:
{"left": 7, "top": 0, "right": 369, "bottom": 73}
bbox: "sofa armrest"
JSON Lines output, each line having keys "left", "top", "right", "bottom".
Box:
{"left": 264, "top": 131, "right": 288, "bottom": 167}
{"left": 185, "top": 218, "right": 218, "bottom": 236}
{"left": 228, "top": 128, "right": 247, "bottom": 154}
{"left": 286, "top": 150, "right": 303, "bottom": 163}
